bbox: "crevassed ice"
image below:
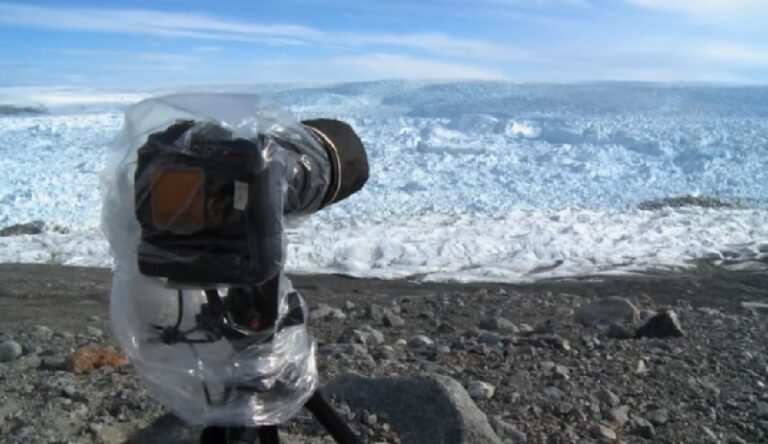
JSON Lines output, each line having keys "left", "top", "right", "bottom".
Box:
{"left": 1, "top": 81, "right": 767, "bottom": 282}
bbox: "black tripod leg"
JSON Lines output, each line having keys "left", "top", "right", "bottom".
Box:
{"left": 305, "top": 392, "right": 361, "bottom": 444}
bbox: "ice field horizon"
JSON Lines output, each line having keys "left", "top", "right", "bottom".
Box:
{"left": 1, "top": 80, "right": 767, "bottom": 283}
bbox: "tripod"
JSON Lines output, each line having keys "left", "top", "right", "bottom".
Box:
{"left": 152, "top": 276, "right": 361, "bottom": 444}
{"left": 199, "top": 392, "right": 359, "bottom": 444}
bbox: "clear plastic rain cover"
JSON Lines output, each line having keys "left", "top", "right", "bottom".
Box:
{"left": 101, "top": 94, "right": 326, "bottom": 426}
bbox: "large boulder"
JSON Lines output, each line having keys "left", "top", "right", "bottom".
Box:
{"left": 575, "top": 296, "right": 640, "bottom": 327}
{"left": 324, "top": 373, "right": 502, "bottom": 444}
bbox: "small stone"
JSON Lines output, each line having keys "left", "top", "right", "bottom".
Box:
{"left": 86, "top": 326, "right": 104, "bottom": 337}
{"left": 310, "top": 304, "right": 346, "bottom": 321}
{"left": 594, "top": 388, "right": 621, "bottom": 408}
{"left": 478, "top": 331, "right": 503, "bottom": 347}
{"left": 540, "top": 361, "right": 556, "bottom": 372}
{"left": 635, "top": 359, "right": 648, "bottom": 375}
{"left": 65, "top": 346, "right": 130, "bottom": 374}
{"left": 608, "top": 405, "right": 630, "bottom": 429}
{"left": 382, "top": 312, "right": 405, "bottom": 328}
{"left": 589, "top": 423, "right": 617, "bottom": 441}
{"left": 478, "top": 317, "right": 518, "bottom": 333}
{"left": 407, "top": 335, "right": 434, "bottom": 349}
{"left": 40, "top": 356, "right": 68, "bottom": 370}
{"left": 518, "top": 323, "right": 534, "bottom": 334}
{"left": 553, "top": 365, "right": 570, "bottom": 381}
{"left": 33, "top": 325, "right": 54, "bottom": 339}
{"left": 645, "top": 408, "right": 669, "bottom": 425}
{"left": 344, "top": 300, "right": 356, "bottom": 311}
{"left": 366, "top": 304, "right": 387, "bottom": 323}
{"left": 88, "top": 315, "right": 102, "bottom": 322}
{"left": 576, "top": 296, "right": 640, "bottom": 327}
{"left": 635, "top": 310, "right": 684, "bottom": 339}
{"left": 437, "top": 322, "right": 457, "bottom": 334}
{"left": 0, "top": 340, "right": 23, "bottom": 362}
{"left": 631, "top": 418, "right": 656, "bottom": 439}
{"left": 467, "top": 381, "right": 495, "bottom": 400}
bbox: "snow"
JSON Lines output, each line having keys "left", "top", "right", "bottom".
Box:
{"left": 1, "top": 81, "right": 767, "bottom": 282}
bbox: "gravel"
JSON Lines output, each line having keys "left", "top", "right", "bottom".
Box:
{"left": 0, "top": 263, "right": 767, "bottom": 443}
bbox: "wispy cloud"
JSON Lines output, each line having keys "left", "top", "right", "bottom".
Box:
{"left": 0, "top": 1, "right": 523, "bottom": 59}
{"left": 624, "top": 0, "right": 768, "bottom": 19}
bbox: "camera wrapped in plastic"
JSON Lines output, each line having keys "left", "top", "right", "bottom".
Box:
{"left": 100, "top": 93, "right": 367, "bottom": 426}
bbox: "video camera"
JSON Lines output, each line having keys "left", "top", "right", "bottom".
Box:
{"left": 134, "top": 117, "right": 367, "bottom": 286}
{"left": 102, "top": 94, "right": 368, "bottom": 443}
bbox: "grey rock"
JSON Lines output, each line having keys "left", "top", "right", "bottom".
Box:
{"left": 645, "top": 408, "right": 669, "bottom": 425}
{"left": 576, "top": 296, "right": 640, "bottom": 327}
{"left": 518, "top": 323, "right": 534, "bottom": 334}
{"left": 367, "top": 304, "right": 387, "bottom": 323}
{"left": 553, "top": 365, "right": 570, "bottom": 381}
{"left": 488, "top": 416, "right": 527, "bottom": 442}
{"left": 0, "top": 340, "right": 22, "bottom": 362}
{"left": 607, "top": 405, "right": 630, "bottom": 429}
{"left": 477, "top": 331, "right": 503, "bottom": 347}
{"left": 311, "top": 303, "right": 346, "bottom": 321}
{"left": 589, "top": 423, "right": 617, "bottom": 441}
{"left": 407, "top": 335, "right": 434, "bottom": 349}
{"left": 40, "top": 356, "right": 67, "bottom": 370}
{"left": 324, "top": 372, "right": 502, "bottom": 444}
{"left": 467, "top": 380, "right": 495, "bottom": 400}
{"left": 437, "top": 322, "right": 458, "bottom": 334}
{"left": 86, "top": 326, "right": 104, "bottom": 337}
{"left": 382, "top": 312, "right": 405, "bottom": 327}
{"left": 630, "top": 417, "right": 656, "bottom": 439}
{"left": 33, "top": 325, "right": 54, "bottom": 339}
{"left": 477, "top": 317, "right": 518, "bottom": 333}
{"left": 594, "top": 388, "right": 621, "bottom": 408}
{"left": 635, "top": 310, "right": 684, "bottom": 339}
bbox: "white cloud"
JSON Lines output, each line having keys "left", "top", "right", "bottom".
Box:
{"left": 0, "top": 2, "right": 523, "bottom": 59}
{"left": 624, "top": 0, "right": 768, "bottom": 18}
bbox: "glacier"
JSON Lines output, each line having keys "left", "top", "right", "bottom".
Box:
{"left": 1, "top": 81, "right": 767, "bottom": 282}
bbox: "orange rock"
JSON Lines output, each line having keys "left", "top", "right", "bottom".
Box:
{"left": 66, "top": 346, "right": 129, "bottom": 374}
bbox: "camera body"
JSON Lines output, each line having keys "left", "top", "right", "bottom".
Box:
{"left": 134, "top": 120, "right": 284, "bottom": 286}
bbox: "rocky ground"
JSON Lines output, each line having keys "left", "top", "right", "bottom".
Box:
{"left": 1, "top": 263, "right": 767, "bottom": 443}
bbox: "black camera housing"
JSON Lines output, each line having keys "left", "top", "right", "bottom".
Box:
{"left": 134, "top": 121, "right": 284, "bottom": 286}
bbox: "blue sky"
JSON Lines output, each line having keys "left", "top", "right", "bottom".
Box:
{"left": 0, "top": 0, "right": 767, "bottom": 87}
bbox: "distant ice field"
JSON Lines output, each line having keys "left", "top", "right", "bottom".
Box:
{"left": 1, "top": 81, "right": 767, "bottom": 282}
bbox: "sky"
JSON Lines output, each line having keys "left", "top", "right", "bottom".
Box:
{"left": 0, "top": 0, "right": 767, "bottom": 87}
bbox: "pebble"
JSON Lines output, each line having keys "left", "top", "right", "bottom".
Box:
{"left": 382, "top": 312, "right": 405, "bottom": 327}
{"left": 311, "top": 304, "right": 347, "bottom": 321}
{"left": 477, "top": 317, "right": 518, "bottom": 333}
{"left": 645, "top": 408, "right": 670, "bottom": 425}
{"left": 33, "top": 325, "right": 54, "bottom": 339}
{"left": 589, "top": 423, "right": 617, "bottom": 441}
{"left": 594, "top": 388, "right": 621, "bottom": 407}
{"left": 407, "top": 335, "right": 434, "bottom": 349}
{"left": 467, "top": 380, "right": 495, "bottom": 400}
{"left": 0, "top": 340, "right": 23, "bottom": 362}
{"left": 86, "top": 326, "right": 104, "bottom": 337}
{"left": 553, "top": 365, "right": 570, "bottom": 381}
